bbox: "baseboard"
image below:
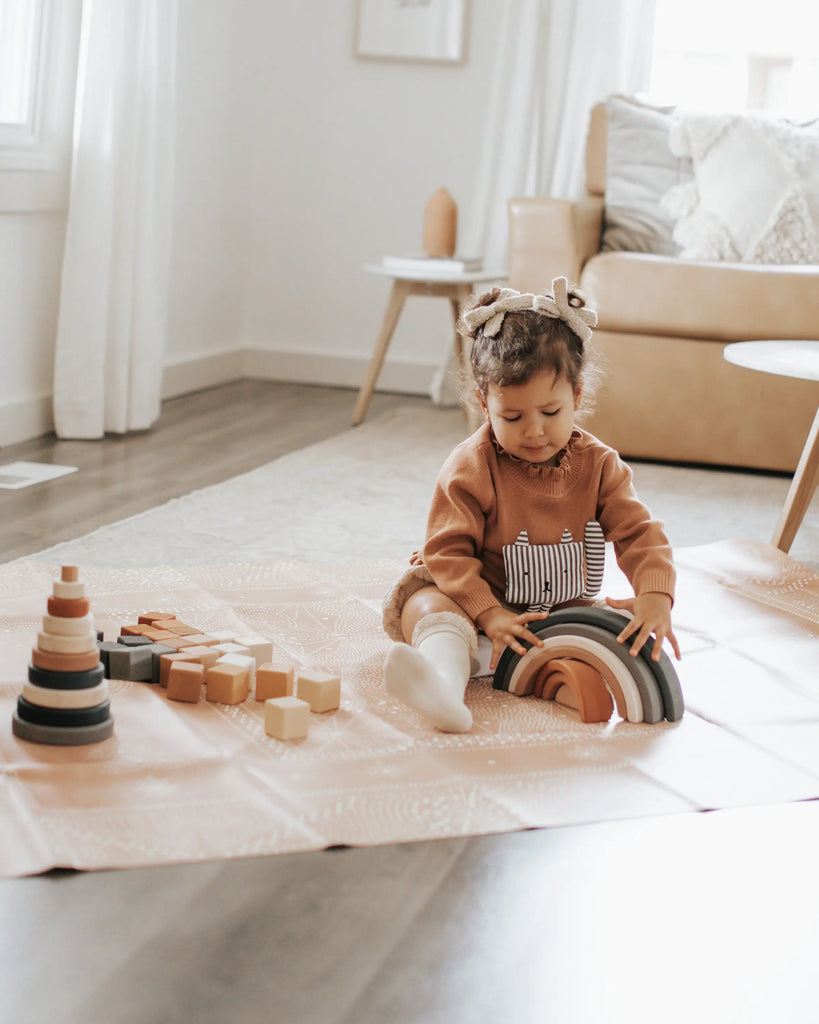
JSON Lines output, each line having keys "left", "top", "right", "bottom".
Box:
{"left": 0, "top": 394, "right": 54, "bottom": 449}
{"left": 241, "top": 347, "right": 436, "bottom": 394}
{"left": 1, "top": 348, "right": 440, "bottom": 448}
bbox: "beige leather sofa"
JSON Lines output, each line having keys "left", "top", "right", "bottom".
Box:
{"left": 507, "top": 102, "right": 819, "bottom": 472}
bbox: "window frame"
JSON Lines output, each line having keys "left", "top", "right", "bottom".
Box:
{"left": 0, "top": 0, "right": 82, "bottom": 212}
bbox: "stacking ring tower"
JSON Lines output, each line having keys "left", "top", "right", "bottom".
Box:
{"left": 492, "top": 606, "right": 683, "bottom": 724}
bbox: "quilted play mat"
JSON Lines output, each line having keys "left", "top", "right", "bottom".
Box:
{"left": 1, "top": 539, "right": 818, "bottom": 877}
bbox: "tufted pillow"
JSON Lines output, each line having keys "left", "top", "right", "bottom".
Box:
{"left": 661, "top": 111, "right": 819, "bottom": 264}
{"left": 601, "top": 94, "right": 693, "bottom": 255}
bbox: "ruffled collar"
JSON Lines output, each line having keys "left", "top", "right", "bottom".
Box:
{"left": 488, "top": 426, "right": 583, "bottom": 490}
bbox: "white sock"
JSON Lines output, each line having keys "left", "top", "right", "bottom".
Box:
{"left": 384, "top": 611, "right": 476, "bottom": 733}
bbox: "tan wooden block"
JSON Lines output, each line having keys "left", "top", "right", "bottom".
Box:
{"left": 217, "top": 653, "right": 256, "bottom": 683}
{"left": 296, "top": 669, "right": 341, "bottom": 713}
{"left": 158, "top": 651, "right": 208, "bottom": 688}
{"left": 60, "top": 565, "right": 80, "bottom": 582}
{"left": 205, "top": 663, "right": 250, "bottom": 705}
{"left": 264, "top": 697, "right": 310, "bottom": 740}
{"left": 178, "top": 646, "right": 221, "bottom": 671}
{"left": 160, "top": 622, "right": 200, "bottom": 637}
{"left": 166, "top": 661, "right": 205, "bottom": 703}
{"left": 163, "top": 636, "right": 201, "bottom": 650}
{"left": 255, "top": 662, "right": 295, "bottom": 702}
{"left": 180, "top": 633, "right": 212, "bottom": 646}
{"left": 121, "top": 623, "right": 153, "bottom": 636}
{"left": 214, "top": 642, "right": 251, "bottom": 657}
{"left": 138, "top": 611, "right": 176, "bottom": 625}
{"left": 141, "top": 628, "right": 178, "bottom": 642}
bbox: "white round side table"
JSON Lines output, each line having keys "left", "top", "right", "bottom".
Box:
{"left": 724, "top": 340, "right": 819, "bottom": 553}
{"left": 352, "top": 262, "right": 505, "bottom": 428}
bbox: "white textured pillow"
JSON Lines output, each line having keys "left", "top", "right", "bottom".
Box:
{"left": 661, "top": 112, "right": 819, "bottom": 264}
{"left": 602, "top": 95, "right": 693, "bottom": 255}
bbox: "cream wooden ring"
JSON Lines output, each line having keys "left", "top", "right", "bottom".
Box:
{"left": 42, "top": 613, "right": 95, "bottom": 637}
{"left": 36, "top": 630, "right": 98, "bottom": 655}
{"left": 22, "top": 680, "right": 109, "bottom": 709}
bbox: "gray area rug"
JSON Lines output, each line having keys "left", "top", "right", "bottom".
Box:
{"left": 20, "top": 404, "right": 818, "bottom": 571}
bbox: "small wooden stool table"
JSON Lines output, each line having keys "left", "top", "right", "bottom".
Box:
{"left": 724, "top": 340, "right": 819, "bottom": 552}
{"left": 352, "top": 262, "right": 505, "bottom": 427}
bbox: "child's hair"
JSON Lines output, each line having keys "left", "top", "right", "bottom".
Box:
{"left": 458, "top": 279, "right": 603, "bottom": 413}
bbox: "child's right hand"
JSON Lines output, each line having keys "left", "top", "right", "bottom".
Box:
{"left": 475, "top": 606, "right": 546, "bottom": 671}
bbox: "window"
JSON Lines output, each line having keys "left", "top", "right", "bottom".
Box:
{"left": 648, "top": 0, "right": 819, "bottom": 119}
{"left": 0, "top": 0, "right": 81, "bottom": 210}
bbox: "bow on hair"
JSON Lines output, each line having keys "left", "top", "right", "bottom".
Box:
{"left": 462, "top": 277, "right": 598, "bottom": 344}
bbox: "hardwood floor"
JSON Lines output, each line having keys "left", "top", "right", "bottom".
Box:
{"left": 2, "top": 381, "right": 818, "bottom": 1023}
{"left": 0, "top": 381, "right": 427, "bottom": 562}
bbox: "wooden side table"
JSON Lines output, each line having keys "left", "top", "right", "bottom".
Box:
{"left": 352, "top": 262, "right": 505, "bottom": 427}
{"left": 724, "top": 340, "right": 819, "bottom": 552}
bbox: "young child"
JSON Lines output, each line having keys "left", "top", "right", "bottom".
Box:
{"left": 382, "top": 278, "right": 681, "bottom": 733}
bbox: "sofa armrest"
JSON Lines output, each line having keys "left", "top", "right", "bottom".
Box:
{"left": 507, "top": 196, "right": 604, "bottom": 292}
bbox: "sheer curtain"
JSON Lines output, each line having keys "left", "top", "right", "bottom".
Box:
{"left": 53, "top": 0, "right": 177, "bottom": 439}
{"left": 463, "top": 0, "right": 657, "bottom": 269}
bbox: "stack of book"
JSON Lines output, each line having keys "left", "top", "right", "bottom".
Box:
{"left": 381, "top": 254, "right": 484, "bottom": 274}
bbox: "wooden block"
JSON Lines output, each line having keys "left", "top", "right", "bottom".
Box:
{"left": 177, "top": 645, "right": 221, "bottom": 671}
{"left": 116, "top": 634, "right": 154, "bottom": 647}
{"left": 142, "top": 629, "right": 178, "bottom": 642}
{"left": 255, "top": 662, "right": 294, "bottom": 702}
{"left": 216, "top": 653, "right": 255, "bottom": 684}
{"left": 166, "top": 661, "right": 205, "bottom": 703}
{"left": 296, "top": 669, "right": 341, "bottom": 713}
{"left": 148, "top": 643, "right": 178, "bottom": 683}
{"left": 47, "top": 596, "right": 91, "bottom": 618}
{"left": 120, "top": 624, "right": 153, "bottom": 636}
{"left": 108, "top": 644, "right": 154, "bottom": 682}
{"left": 138, "top": 612, "right": 176, "bottom": 625}
{"left": 162, "top": 636, "right": 201, "bottom": 650}
{"left": 205, "top": 663, "right": 250, "bottom": 705}
{"left": 158, "top": 651, "right": 211, "bottom": 688}
{"left": 180, "top": 633, "right": 212, "bottom": 646}
{"left": 214, "top": 642, "right": 251, "bottom": 657}
{"left": 234, "top": 635, "right": 274, "bottom": 664}
{"left": 264, "top": 697, "right": 310, "bottom": 740}
{"left": 159, "top": 622, "right": 199, "bottom": 637}
{"left": 206, "top": 630, "right": 239, "bottom": 644}
{"left": 31, "top": 647, "right": 101, "bottom": 673}
{"left": 61, "top": 565, "right": 80, "bottom": 582}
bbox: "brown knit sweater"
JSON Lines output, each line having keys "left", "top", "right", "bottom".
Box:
{"left": 410, "top": 423, "right": 676, "bottom": 622}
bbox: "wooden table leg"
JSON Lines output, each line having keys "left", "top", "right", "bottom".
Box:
{"left": 772, "top": 402, "right": 819, "bottom": 552}
{"left": 352, "top": 279, "right": 411, "bottom": 426}
{"left": 448, "top": 288, "right": 482, "bottom": 433}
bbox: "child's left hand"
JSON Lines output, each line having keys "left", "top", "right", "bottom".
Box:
{"left": 605, "top": 592, "right": 681, "bottom": 662}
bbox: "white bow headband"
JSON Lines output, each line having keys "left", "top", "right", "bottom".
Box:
{"left": 461, "top": 277, "right": 598, "bottom": 344}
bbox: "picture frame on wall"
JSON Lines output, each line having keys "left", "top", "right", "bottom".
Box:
{"left": 355, "top": 0, "right": 467, "bottom": 65}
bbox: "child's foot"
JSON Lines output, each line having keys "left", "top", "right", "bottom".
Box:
{"left": 384, "top": 643, "right": 473, "bottom": 733}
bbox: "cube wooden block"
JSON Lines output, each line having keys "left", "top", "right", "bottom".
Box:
{"left": 161, "top": 622, "right": 200, "bottom": 637}
{"left": 264, "top": 697, "right": 310, "bottom": 740}
{"left": 296, "top": 669, "right": 341, "bottom": 713}
{"left": 254, "top": 662, "right": 295, "bottom": 702}
{"left": 214, "top": 642, "right": 251, "bottom": 657}
{"left": 217, "top": 652, "right": 255, "bottom": 683}
{"left": 158, "top": 651, "right": 205, "bottom": 687}
{"left": 234, "top": 635, "right": 274, "bottom": 664}
{"left": 166, "top": 660, "right": 205, "bottom": 703}
{"left": 207, "top": 630, "right": 239, "bottom": 644}
{"left": 138, "top": 612, "right": 176, "bottom": 625}
{"left": 205, "top": 663, "right": 250, "bottom": 705}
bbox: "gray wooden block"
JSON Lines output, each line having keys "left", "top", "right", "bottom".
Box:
{"left": 97, "top": 641, "right": 122, "bottom": 676}
{"left": 117, "top": 635, "right": 154, "bottom": 647}
{"left": 148, "top": 643, "right": 177, "bottom": 684}
{"left": 108, "top": 644, "right": 154, "bottom": 682}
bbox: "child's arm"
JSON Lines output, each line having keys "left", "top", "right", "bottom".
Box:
{"left": 605, "top": 592, "right": 681, "bottom": 662}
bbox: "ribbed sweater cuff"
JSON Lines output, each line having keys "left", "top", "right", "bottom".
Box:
{"left": 460, "top": 592, "right": 501, "bottom": 623}
{"left": 635, "top": 571, "right": 676, "bottom": 603}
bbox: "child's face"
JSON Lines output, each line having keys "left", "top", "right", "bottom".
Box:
{"left": 478, "top": 369, "right": 581, "bottom": 466}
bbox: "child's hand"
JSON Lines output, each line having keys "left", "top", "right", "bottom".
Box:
{"left": 475, "top": 606, "right": 547, "bottom": 670}
{"left": 605, "top": 593, "right": 681, "bottom": 662}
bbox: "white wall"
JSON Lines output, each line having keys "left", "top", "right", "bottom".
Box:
{"left": 0, "top": 1, "right": 501, "bottom": 446}
{"left": 232, "top": 1, "right": 498, "bottom": 394}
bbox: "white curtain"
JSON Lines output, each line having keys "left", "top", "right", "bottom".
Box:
{"left": 53, "top": 0, "right": 177, "bottom": 439}
{"left": 463, "top": 0, "right": 657, "bottom": 269}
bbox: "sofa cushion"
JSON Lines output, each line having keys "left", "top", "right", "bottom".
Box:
{"left": 662, "top": 111, "right": 819, "bottom": 264}
{"left": 581, "top": 251, "right": 819, "bottom": 341}
{"left": 600, "top": 95, "right": 693, "bottom": 257}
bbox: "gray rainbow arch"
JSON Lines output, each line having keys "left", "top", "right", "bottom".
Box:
{"left": 492, "top": 606, "right": 684, "bottom": 723}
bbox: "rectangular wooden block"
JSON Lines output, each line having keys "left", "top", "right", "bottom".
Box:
{"left": 138, "top": 612, "right": 176, "bottom": 625}
{"left": 158, "top": 651, "right": 208, "bottom": 688}
{"left": 205, "top": 663, "right": 250, "bottom": 705}
{"left": 255, "top": 662, "right": 295, "bottom": 702}
{"left": 108, "top": 644, "right": 154, "bottom": 682}
{"left": 206, "top": 630, "right": 239, "bottom": 643}
{"left": 264, "top": 697, "right": 310, "bottom": 740}
{"left": 141, "top": 628, "right": 178, "bottom": 642}
{"left": 166, "top": 660, "right": 205, "bottom": 703}
{"left": 120, "top": 623, "right": 153, "bottom": 636}
{"left": 214, "top": 642, "right": 251, "bottom": 657}
{"left": 296, "top": 669, "right": 341, "bottom": 713}
{"left": 153, "top": 620, "right": 198, "bottom": 635}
